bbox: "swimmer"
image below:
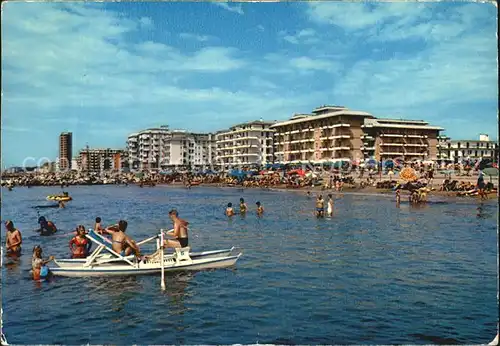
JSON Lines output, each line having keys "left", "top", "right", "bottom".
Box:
{"left": 396, "top": 189, "right": 401, "bottom": 204}
{"left": 69, "top": 225, "right": 92, "bottom": 258}
{"left": 226, "top": 203, "right": 235, "bottom": 217}
{"left": 58, "top": 200, "right": 65, "bottom": 209}
{"left": 5, "top": 220, "right": 22, "bottom": 256}
{"left": 315, "top": 195, "right": 325, "bottom": 218}
{"left": 326, "top": 194, "right": 334, "bottom": 216}
{"left": 256, "top": 201, "right": 264, "bottom": 215}
{"left": 31, "top": 246, "right": 54, "bottom": 280}
{"left": 239, "top": 198, "right": 248, "bottom": 214}
{"left": 36, "top": 216, "right": 57, "bottom": 236}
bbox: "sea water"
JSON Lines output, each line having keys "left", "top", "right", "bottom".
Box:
{"left": 1, "top": 186, "right": 497, "bottom": 344}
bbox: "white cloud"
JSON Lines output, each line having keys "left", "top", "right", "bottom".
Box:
{"left": 280, "top": 28, "right": 319, "bottom": 45}
{"left": 213, "top": 2, "right": 244, "bottom": 15}
{"left": 289, "top": 57, "right": 338, "bottom": 72}
{"left": 139, "top": 16, "right": 153, "bottom": 29}
{"left": 307, "top": 2, "right": 430, "bottom": 31}
{"left": 179, "top": 32, "right": 213, "bottom": 42}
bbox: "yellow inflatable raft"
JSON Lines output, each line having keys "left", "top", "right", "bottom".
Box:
{"left": 46, "top": 195, "right": 72, "bottom": 202}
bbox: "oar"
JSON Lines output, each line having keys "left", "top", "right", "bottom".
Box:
{"left": 160, "top": 230, "right": 166, "bottom": 291}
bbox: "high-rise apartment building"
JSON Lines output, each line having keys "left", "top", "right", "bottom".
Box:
{"left": 271, "top": 105, "right": 371, "bottom": 164}
{"left": 215, "top": 120, "right": 275, "bottom": 169}
{"left": 77, "top": 147, "right": 125, "bottom": 172}
{"left": 126, "top": 126, "right": 216, "bottom": 170}
{"left": 59, "top": 132, "right": 73, "bottom": 171}
{"left": 361, "top": 118, "right": 443, "bottom": 161}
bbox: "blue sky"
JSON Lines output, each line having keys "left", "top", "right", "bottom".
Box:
{"left": 2, "top": 1, "right": 498, "bottom": 167}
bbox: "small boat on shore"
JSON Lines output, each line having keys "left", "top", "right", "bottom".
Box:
{"left": 50, "top": 230, "right": 242, "bottom": 277}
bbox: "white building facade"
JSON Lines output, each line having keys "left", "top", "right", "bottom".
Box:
{"left": 126, "top": 126, "right": 216, "bottom": 170}
{"left": 215, "top": 120, "right": 275, "bottom": 169}
{"left": 438, "top": 134, "right": 498, "bottom": 163}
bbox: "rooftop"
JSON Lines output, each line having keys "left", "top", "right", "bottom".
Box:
{"left": 271, "top": 107, "right": 373, "bottom": 128}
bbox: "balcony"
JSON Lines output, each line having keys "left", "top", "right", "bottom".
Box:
{"left": 361, "top": 146, "right": 376, "bottom": 150}
{"left": 406, "top": 135, "right": 424, "bottom": 138}
{"left": 380, "top": 151, "right": 404, "bottom": 155}
{"left": 380, "top": 143, "right": 404, "bottom": 146}
{"left": 329, "top": 135, "right": 351, "bottom": 139}
{"left": 331, "top": 146, "right": 351, "bottom": 150}
{"left": 380, "top": 134, "right": 404, "bottom": 137}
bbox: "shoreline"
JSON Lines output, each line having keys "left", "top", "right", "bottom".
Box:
{"left": 8, "top": 181, "right": 495, "bottom": 201}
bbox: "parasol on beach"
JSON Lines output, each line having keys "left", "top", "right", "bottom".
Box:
{"left": 399, "top": 167, "right": 418, "bottom": 182}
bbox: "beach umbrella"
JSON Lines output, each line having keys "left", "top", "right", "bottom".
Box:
{"left": 399, "top": 167, "right": 418, "bottom": 182}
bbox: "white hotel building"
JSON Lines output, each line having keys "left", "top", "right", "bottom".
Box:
{"left": 215, "top": 120, "right": 275, "bottom": 169}
{"left": 127, "top": 126, "right": 216, "bottom": 170}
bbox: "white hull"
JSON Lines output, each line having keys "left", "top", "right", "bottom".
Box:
{"left": 50, "top": 230, "right": 242, "bottom": 278}
{"left": 50, "top": 254, "right": 241, "bottom": 277}
{"left": 53, "top": 248, "right": 236, "bottom": 268}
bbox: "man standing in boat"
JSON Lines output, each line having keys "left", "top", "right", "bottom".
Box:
{"left": 164, "top": 209, "right": 189, "bottom": 249}
{"left": 104, "top": 220, "right": 141, "bottom": 257}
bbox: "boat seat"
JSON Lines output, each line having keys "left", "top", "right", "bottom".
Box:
{"left": 174, "top": 247, "right": 192, "bottom": 262}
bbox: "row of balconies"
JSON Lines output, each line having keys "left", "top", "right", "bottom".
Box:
{"left": 275, "top": 124, "right": 351, "bottom": 135}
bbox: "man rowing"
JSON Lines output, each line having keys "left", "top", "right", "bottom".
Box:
{"left": 163, "top": 209, "right": 189, "bottom": 249}
{"left": 104, "top": 220, "right": 141, "bottom": 257}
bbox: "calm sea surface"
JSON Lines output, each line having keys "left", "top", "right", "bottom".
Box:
{"left": 1, "top": 186, "right": 498, "bottom": 344}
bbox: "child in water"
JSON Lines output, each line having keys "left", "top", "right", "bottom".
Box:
{"left": 32, "top": 246, "right": 54, "bottom": 280}
{"left": 327, "top": 195, "right": 334, "bottom": 216}
{"left": 239, "top": 198, "right": 248, "bottom": 214}
{"left": 226, "top": 203, "right": 235, "bottom": 217}
{"left": 256, "top": 201, "right": 264, "bottom": 215}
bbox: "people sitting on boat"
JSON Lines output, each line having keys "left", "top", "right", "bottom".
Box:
{"left": 256, "top": 201, "right": 264, "bottom": 215}
{"left": 315, "top": 195, "right": 325, "bottom": 217}
{"left": 36, "top": 216, "right": 57, "bottom": 236}
{"left": 164, "top": 209, "right": 189, "bottom": 249}
{"left": 226, "top": 203, "right": 235, "bottom": 217}
{"left": 94, "top": 217, "right": 105, "bottom": 234}
{"left": 5, "top": 220, "right": 22, "bottom": 256}
{"left": 32, "top": 245, "right": 54, "bottom": 280}
{"left": 239, "top": 198, "right": 248, "bottom": 214}
{"left": 104, "top": 220, "right": 141, "bottom": 257}
{"left": 69, "top": 225, "right": 92, "bottom": 258}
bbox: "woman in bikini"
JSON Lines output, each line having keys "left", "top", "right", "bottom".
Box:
{"left": 69, "top": 225, "right": 92, "bottom": 258}
{"left": 104, "top": 220, "right": 141, "bottom": 256}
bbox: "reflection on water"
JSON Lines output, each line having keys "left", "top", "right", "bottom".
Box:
{"left": 1, "top": 186, "right": 498, "bottom": 344}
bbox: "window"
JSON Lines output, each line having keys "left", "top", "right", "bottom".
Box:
{"left": 475, "top": 151, "right": 478, "bottom": 157}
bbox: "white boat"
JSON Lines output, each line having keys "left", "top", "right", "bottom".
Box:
{"left": 49, "top": 230, "right": 242, "bottom": 277}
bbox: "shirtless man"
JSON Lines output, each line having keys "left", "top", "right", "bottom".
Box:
{"left": 315, "top": 195, "right": 325, "bottom": 217}
{"left": 5, "top": 220, "right": 22, "bottom": 256}
{"left": 104, "top": 220, "right": 141, "bottom": 256}
{"left": 164, "top": 209, "right": 189, "bottom": 249}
